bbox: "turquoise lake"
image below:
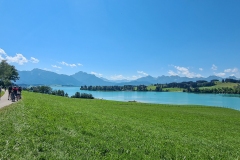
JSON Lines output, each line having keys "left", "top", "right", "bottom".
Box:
{"left": 52, "top": 87, "right": 240, "bottom": 110}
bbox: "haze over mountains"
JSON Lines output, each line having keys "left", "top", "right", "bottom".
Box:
{"left": 16, "top": 68, "right": 238, "bottom": 86}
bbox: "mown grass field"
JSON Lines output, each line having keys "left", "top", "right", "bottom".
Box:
{"left": 162, "top": 88, "right": 183, "bottom": 92}
{"left": 200, "top": 82, "right": 239, "bottom": 89}
{"left": 147, "top": 86, "right": 183, "bottom": 92}
{"left": 147, "top": 85, "right": 156, "bottom": 91}
{"left": 0, "top": 92, "right": 240, "bottom": 159}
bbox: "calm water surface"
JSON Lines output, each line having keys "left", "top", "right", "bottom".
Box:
{"left": 52, "top": 87, "right": 240, "bottom": 110}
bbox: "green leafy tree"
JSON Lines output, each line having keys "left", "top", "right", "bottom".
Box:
{"left": 0, "top": 60, "right": 19, "bottom": 87}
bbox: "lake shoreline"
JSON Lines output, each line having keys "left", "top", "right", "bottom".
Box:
{"left": 51, "top": 86, "right": 240, "bottom": 110}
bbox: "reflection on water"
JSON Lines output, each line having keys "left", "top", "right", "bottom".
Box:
{"left": 52, "top": 87, "right": 240, "bottom": 111}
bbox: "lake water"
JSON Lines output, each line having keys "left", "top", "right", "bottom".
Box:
{"left": 52, "top": 87, "right": 240, "bottom": 110}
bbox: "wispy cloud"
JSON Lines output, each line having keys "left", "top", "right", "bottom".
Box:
{"left": 199, "top": 68, "right": 203, "bottom": 71}
{"left": 211, "top": 64, "right": 217, "bottom": 71}
{"left": 0, "top": 48, "right": 7, "bottom": 55}
{"left": 0, "top": 48, "right": 39, "bottom": 65}
{"left": 109, "top": 74, "right": 142, "bottom": 81}
{"left": 59, "top": 61, "right": 82, "bottom": 67}
{"left": 109, "top": 70, "right": 150, "bottom": 80}
{"left": 168, "top": 70, "right": 178, "bottom": 76}
{"left": 30, "top": 57, "right": 39, "bottom": 63}
{"left": 109, "top": 75, "right": 135, "bottom": 80}
{"left": 168, "top": 66, "right": 202, "bottom": 78}
{"left": 137, "top": 71, "right": 148, "bottom": 76}
{"left": 52, "top": 65, "right": 62, "bottom": 69}
{"left": 214, "top": 72, "right": 226, "bottom": 77}
{"left": 224, "top": 68, "right": 238, "bottom": 73}
{"left": 0, "top": 49, "right": 6, "bottom": 61}
{"left": 91, "top": 72, "right": 103, "bottom": 77}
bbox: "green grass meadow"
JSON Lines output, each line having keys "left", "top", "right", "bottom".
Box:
{"left": 200, "top": 82, "right": 239, "bottom": 89}
{"left": 0, "top": 91, "right": 240, "bottom": 159}
{"left": 162, "top": 88, "right": 184, "bottom": 92}
{"left": 146, "top": 86, "right": 183, "bottom": 92}
{"left": 0, "top": 91, "right": 4, "bottom": 97}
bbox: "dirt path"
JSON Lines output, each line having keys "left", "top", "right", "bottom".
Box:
{"left": 0, "top": 90, "right": 13, "bottom": 109}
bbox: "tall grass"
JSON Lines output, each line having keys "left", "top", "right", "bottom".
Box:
{"left": 0, "top": 91, "right": 240, "bottom": 159}
{"left": 0, "top": 91, "right": 4, "bottom": 97}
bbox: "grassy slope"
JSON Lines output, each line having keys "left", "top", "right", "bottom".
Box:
{"left": 149, "top": 82, "right": 239, "bottom": 92}
{"left": 147, "top": 85, "right": 156, "bottom": 90}
{"left": 0, "top": 92, "right": 240, "bottom": 159}
{"left": 147, "top": 86, "right": 183, "bottom": 92}
{"left": 200, "top": 82, "right": 239, "bottom": 89}
{"left": 162, "top": 88, "right": 183, "bottom": 92}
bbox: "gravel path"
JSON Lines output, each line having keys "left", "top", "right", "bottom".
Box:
{"left": 0, "top": 90, "right": 13, "bottom": 109}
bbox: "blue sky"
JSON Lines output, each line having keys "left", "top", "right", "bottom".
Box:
{"left": 1, "top": 0, "right": 240, "bottom": 80}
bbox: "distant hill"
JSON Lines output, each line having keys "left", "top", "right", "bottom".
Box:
{"left": 16, "top": 68, "right": 237, "bottom": 86}
{"left": 118, "top": 75, "right": 223, "bottom": 85}
{"left": 17, "top": 69, "right": 82, "bottom": 86}
{"left": 71, "top": 71, "right": 114, "bottom": 86}
{"left": 16, "top": 69, "right": 113, "bottom": 86}
{"left": 100, "top": 77, "right": 131, "bottom": 83}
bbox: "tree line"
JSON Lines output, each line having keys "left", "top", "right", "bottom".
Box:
{"left": 81, "top": 85, "right": 136, "bottom": 91}
{"left": 155, "top": 80, "right": 216, "bottom": 92}
{"left": 154, "top": 79, "right": 240, "bottom": 94}
{"left": 80, "top": 85, "right": 150, "bottom": 91}
{"left": 80, "top": 79, "right": 240, "bottom": 94}
{"left": 25, "top": 86, "right": 94, "bottom": 99}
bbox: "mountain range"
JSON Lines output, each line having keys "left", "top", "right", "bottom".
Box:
{"left": 15, "top": 68, "right": 238, "bottom": 86}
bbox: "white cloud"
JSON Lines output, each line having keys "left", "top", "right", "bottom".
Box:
{"left": 78, "top": 63, "right": 83, "bottom": 66}
{"left": 0, "top": 48, "right": 7, "bottom": 55}
{"left": 137, "top": 71, "right": 148, "bottom": 76}
{"left": 0, "top": 49, "right": 6, "bottom": 61}
{"left": 170, "top": 66, "right": 202, "bottom": 78}
{"left": 110, "top": 75, "right": 125, "bottom": 80}
{"left": 199, "top": 68, "right": 203, "bottom": 71}
{"left": 214, "top": 72, "right": 226, "bottom": 77}
{"left": 6, "top": 53, "right": 28, "bottom": 65}
{"left": 211, "top": 64, "right": 217, "bottom": 70}
{"left": 69, "top": 64, "right": 77, "bottom": 67}
{"left": 0, "top": 48, "right": 39, "bottom": 65}
{"left": 60, "top": 61, "right": 78, "bottom": 67}
{"left": 60, "top": 61, "right": 68, "bottom": 66}
{"left": 109, "top": 74, "right": 141, "bottom": 81}
{"left": 52, "top": 65, "right": 62, "bottom": 69}
{"left": 224, "top": 68, "right": 238, "bottom": 73}
{"left": 91, "top": 72, "right": 103, "bottom": 77}
{"left": 30, "top": 57, "right": 39, "bottom": 63}
{"left": 107, "top": 71, "right": 149, "bottom": 81}
{"left": 131, "top": 75, "right": 140, "bottom": 79}
{"left": 168, "top": 70, "right": 178, "bottom": 76}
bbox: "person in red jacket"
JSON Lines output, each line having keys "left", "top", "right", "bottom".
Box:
{"left": 12, "top": 86, "right": 18, "bottom": 101}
